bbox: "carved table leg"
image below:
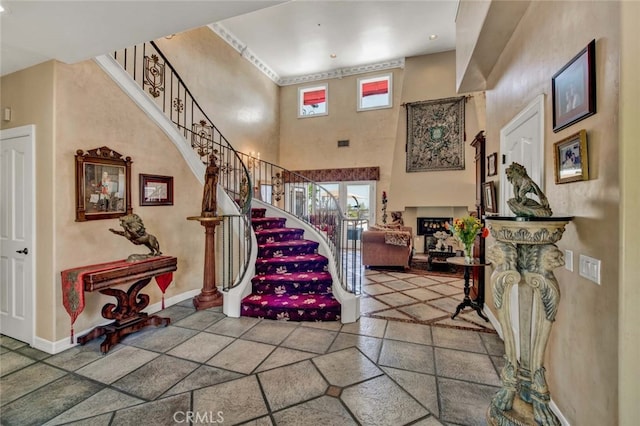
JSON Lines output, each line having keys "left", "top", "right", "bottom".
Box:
{"left": 487, "top": 241, "right": 521, "bottom": 413}
{"left": 523, "top": 244, "right": 563, "bottom": 426}
{"left": 77, "top": 278, "right": 170, "bottom": 354}
{"left": 452, "top": 264, "right": 490, "bottom": 321}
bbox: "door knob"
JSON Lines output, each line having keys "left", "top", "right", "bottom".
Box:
{"left": 16, "top": 248, "right": 28, "bottom": 255}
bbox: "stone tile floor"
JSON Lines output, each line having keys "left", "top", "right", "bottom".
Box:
{"left": 0, "top": 268, "right": 505, "bottom": 426}
{"left": 361, "top": 267, "right": 496, "bottom": 333}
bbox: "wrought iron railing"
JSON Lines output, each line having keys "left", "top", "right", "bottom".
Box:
{"left": 240, "top": 154, "right": 364, "bottom": 294}
{"left": 111, "top": 41, "right": 362, "bottom": 295}
{"left": 112, "top": 42, "right": 253, "bottom": 291}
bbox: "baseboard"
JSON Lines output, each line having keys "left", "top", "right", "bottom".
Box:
{"left": 33, "top": 289, "right": 201, "bottom": 355}
{"left": 550, "top": 399, "right": 571, "bottom": 426}
{"left": 483, "top": 304, "right": 502, "bottom": 339}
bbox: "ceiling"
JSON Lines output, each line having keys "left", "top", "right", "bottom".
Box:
{"left": 0, "top": 0, "right": 459, "bottom": 83}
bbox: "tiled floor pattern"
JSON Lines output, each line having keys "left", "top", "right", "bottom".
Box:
{"left": 1, "top": 270, "right": 505, "bottom": 426}
{"left": 361, "top": 267, "right": 496, "bottom": 334}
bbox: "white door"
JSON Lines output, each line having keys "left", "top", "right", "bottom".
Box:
{"left": 498, "top": 95, "right": 544, "bottom": 361}
{"left": 499, "top": 94, "right": 545, "bottom": 216}
{"left": 0, "top": 125, "right": 35, "bottom": 344}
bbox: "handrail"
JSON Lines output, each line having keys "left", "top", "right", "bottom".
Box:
{"left": 242, "top": 154, "right": 364, "bottom": 295}
{"left": 112, "top": 42, "right": 252, "bottom": 291}
{"left": 111, "top": 40, "right": 362, "bottom": 295}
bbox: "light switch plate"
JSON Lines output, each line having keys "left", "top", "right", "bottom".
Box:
{"left": 579, "top": 254, "right": 601, "bottom": 284}
{"left": 564, "top": 249, "right": 573, "bottom": 272}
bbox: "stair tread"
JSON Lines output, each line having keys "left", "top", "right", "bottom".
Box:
{"left": 242, "top": 292, "right": 340, "bottom": 309}
{"left": 256, "top": 254, "right": 328, "bottom": 264}
{"left": 252, "top": 217, "right": 285, "bottom": 222}
{"left": 259, "top": 239, "right": 318, "bottom": 248}
{"left": 254, "top": 227, "right": 303, "bottom": 234}
{"left": 252, "top": 271, "right": 332, "bottom": 280}
{"left": 246, "top": 213, "right": 339, "bottom": 322}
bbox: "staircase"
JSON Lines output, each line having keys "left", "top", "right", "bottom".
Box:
{"left": 241, "top": 208, "right": 341, "bottom": 321}
{"left": 99, "top": 40, "right": 362, "bottom": 323}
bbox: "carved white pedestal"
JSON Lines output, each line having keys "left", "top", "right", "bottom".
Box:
{"left": 485, "top": 217, "right": 572, "bottom": 426}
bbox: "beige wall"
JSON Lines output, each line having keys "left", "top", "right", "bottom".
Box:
{"left": 279, "top": 68, "right": 403, "bottom": 199}
{"left": 52, "top": 60, "right": 206, "bottom": 340}
{"left": 389, "top": 51, "right": 478, "bottom": 213}
{"left": 619, "top": 1, "right": 640, "bottom": 423}
{"left": 0, "top": 25, "right": 281, "bottom": 344}
{"left": 1, "top": 61, "right": 56, "bottom": 341}
{"left": 154, "top": 27, "right": 280, "bottom": 164}
{"left": 279, "top": 51, "right": 480, "bottom": 230}
{"left": 483, "top": 1, "right": 620, "bottom": 424}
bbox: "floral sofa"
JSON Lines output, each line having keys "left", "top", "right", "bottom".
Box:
{"left": 361, "top": 224, "right": 413, "bottom": 268}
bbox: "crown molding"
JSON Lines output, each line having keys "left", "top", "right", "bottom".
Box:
{"left": 209, "top": 23, "right": 405, "bottom": 87}
{"left": 208, "top": 23, "right": 280, "bottom": 83}
{"left": 277, "top": 58, "right": 405, "bottom": 86}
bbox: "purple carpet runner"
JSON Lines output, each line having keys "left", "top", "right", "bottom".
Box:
{"left": 241, "top": 208, "right": 341, "bottom": 321}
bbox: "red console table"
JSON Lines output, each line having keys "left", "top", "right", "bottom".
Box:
{"left": 61, "top": 256, "right": 177, "bottom": 354}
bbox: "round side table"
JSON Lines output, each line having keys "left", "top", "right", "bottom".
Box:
{"left": 447, "top": 256, "right": 490, "bottom": 322}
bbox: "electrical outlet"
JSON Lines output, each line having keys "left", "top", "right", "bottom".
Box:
{"left": 564, "top": 249, "right": 573, "bottom": 272}
{"left": 579, "top": 254, "right": 601, "bottom": 285}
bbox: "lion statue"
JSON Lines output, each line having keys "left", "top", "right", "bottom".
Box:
{"left": 109, "top": 214, "right": 162, "bottom": 259}
{"left": 505, "top": 162, "right": 553, "bottom": 217}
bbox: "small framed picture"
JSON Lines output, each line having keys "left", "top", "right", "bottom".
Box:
{"left": 554, "top": 130, "right": 589, "bottom": 184}
{"left": 140, "top": 174, "right": 174, "bottom": 206}
{"left": 483, "top": 181, "right": 498, "bottom": 214}
{"left": 552, "top": 39, "right": 596, "bottom": 132}
{"left": 487, "top": 152, "right": 498, "bottom": 177}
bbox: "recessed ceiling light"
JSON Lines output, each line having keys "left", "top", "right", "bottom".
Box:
{"left": 0, "top": 5, "right": 5, "bottom": 13}
{"left": 429, "top": 34, "right": 438, "bottom": 40}
{"left": 330, "top": 54, "right": 337, "bottom": 59}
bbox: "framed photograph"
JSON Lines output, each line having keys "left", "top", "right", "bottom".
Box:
{"left": 75, "top": 146, "right": 132, "bottom": 221}
{"left": 552, "top": 39, "right": 596, "bottom": 132}
{"left": 298, "top": 83, "right": 328, "bottom": 118}
{"left": 140, "top": 174, "right": 174, "bottom": 206}
{"left": 487, "top": 152, "right": 498, "bottom": 177}
{"left": 483, "top": 181, "right": 498, "bottom": 214}
{"left": 357, "top": 72, "right": 392, "bottom": 111}
{"left": 554, "top": 129, "right": 589, "bottom": 184}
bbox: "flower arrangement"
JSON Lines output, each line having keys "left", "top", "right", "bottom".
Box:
{"left": 446, "top": 216, "right": 489, "bottom": 262}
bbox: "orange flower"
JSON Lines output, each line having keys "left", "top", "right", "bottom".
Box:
{"left": 450, "top": 215, "right": 488, "bottom": 246}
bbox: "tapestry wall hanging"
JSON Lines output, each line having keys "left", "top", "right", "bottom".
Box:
{"left": 406, "top": 96, "right": 465, "bottom": 172}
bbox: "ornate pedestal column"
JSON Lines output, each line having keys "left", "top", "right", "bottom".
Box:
{"left": 187, "top": 216, "right": 223, "bottom": 310}
{"left": 188, "top": 152, "right": 224, "bottom": 311}
{"left": 486, "top": 217, "right": 572, "bottom": 426}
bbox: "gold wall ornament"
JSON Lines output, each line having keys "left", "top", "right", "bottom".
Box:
{"left": 143, "top": 54, "right": 165, "bottom": 98}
